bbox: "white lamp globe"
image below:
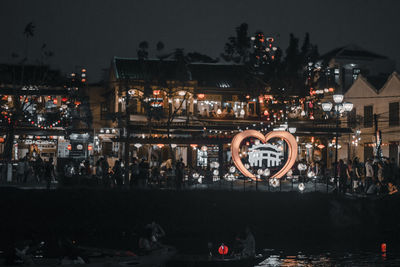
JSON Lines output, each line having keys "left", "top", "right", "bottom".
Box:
{"left": 343, "top": 102, "right": 354, "bottom": 112}
{"left": 333, "top": 94, "right": 344, "bottom": 104}
{"left": 321, "top": 102, "right": 333, "bottom": 112}
{"left": 263, "top": 168, "right": 271, "bottom": 176}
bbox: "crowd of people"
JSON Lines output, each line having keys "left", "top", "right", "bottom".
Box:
{"left": 334, "top": 157, "right": 399, "bottom": 196}
{"left": 4, "top": 153, "right": 400, "bottom": 196}
{"left": 1, "top": 154, "right": 56, "bottom": 189}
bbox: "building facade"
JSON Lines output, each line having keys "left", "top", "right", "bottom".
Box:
{"left": 342, "top": 72, "right": 400, "bottom": 164}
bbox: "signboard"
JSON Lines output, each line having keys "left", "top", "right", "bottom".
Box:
{"left": 231, "top": 130, "right": 297, "bottom": 180}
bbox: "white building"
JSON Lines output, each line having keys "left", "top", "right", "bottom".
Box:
{"left": 342, "top": 72, "right": 400, "bottom": 164}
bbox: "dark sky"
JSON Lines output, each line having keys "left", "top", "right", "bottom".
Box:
{"left": 1, "top": 0, "right": 399, "bottom": 82}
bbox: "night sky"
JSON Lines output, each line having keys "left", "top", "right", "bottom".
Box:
{"left": 1, "top": 0, "right": 399, "bottom": 82}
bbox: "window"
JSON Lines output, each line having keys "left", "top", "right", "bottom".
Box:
{"left": 100, "top": 102, "right": 108, "bottom": 120}
{"left": 389, "top": 102, "right": 399, "bottom": 127}
{"left": 347, "top": 108, "right": 357, "bottom": 127}
{"left": 364, "top": 105, "right": 373, "bottom": 128}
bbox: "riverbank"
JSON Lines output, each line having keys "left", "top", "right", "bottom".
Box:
{"left": 0, "top": 188, "right": 399, "bottom": 255}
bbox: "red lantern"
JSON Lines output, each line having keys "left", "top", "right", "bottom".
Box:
{"left": 53, "top": 99, "right": 58, "bottom": 104}
{"left": 381, "top": 243, "right": 387, "bottom": 253}
{"left": 88, "top": 145, "right": 93, "bottom": 151}
{"left": 67, "top": 144, "right": 72, "bottom": 151}
{"left": 218, "top": 244, "right": 228, "bottom": 255}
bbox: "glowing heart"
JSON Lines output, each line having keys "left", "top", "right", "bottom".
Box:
{"left": 231, "top": 130, "right": 297, "bottom": 180}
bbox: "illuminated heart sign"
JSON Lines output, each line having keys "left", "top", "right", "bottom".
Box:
{"left": 231, "top": 130, "right": 297, "bottom": 180}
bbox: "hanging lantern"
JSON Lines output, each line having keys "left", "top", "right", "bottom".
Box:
{"left": 218, "top": 244, "right": 228, "bottom": 255}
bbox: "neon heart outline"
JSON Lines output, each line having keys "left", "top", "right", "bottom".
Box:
{"left": 231, "top": 130, "right": 298, "bottom": 180}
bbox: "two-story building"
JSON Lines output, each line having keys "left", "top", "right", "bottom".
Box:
{"left": 343, "top": 72, "right": 400, "bottom": 164}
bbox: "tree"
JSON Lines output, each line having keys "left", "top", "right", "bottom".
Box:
{"left": 220, "top": 23, "right": 251, "bottom": 64}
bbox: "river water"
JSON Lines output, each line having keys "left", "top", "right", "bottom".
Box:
{"left": 255, "top": 251, "right": 400, "bottom": 266}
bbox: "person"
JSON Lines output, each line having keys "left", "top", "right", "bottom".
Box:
{"left": 388, "top": 182, "right": 398, "bottom": 195}
{"left": 175, "top": 158, "right": 184, "bottom": 190}
{"left": 101, "top": 157, "right": 110, "bottom": 188}
{"left": 365, "top": 158, "right": 374, "bottom": 193}
{"left": 338, "top": 160, "right": 347, "bottom": 194}
{"left": 146, "top": 221, "right": 166, "bottom": 245}
{"left": 113, "top": 160, "right": 123, "bottom": 188}
{"left": 151, "top": 166, "right": 161, "bottom": 187}
{"left": 130, "top": 157, "right": 139, "bottom": 189}
{"left": 34, "top": 155, "right": 44, "bottom": 183}
{"left": 95, "top": 159, "right": 103, "bottom": 184}
{"left": 138, "top": 158, "right": 149, "bottom": 188}
{"left": 241, "top": 226, "right": 255, "bottom": 258}
{"left": 138, "top": 228, "right": 155, "bottom": 253}
{"left": 346, "top": 160, "right": 355, "bottom": 193}
{"left": 16, "top": 158, "right": 27, "bottom": 183}
{"left": 44, "top": 158, "right": 55, "bottom": 189}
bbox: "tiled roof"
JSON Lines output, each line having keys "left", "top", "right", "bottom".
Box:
{"left": 113, "top": 57, "right": 251, "bottom": 89}
{"left": 321, "top": 45, "right": 387, "bottom": 61}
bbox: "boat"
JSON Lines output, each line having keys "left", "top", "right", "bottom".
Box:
{"left": 1, "top": 243, "right": 176, "bottom": 266}
{"left": 166, "top": 253, "right": 267, "bottom": 267}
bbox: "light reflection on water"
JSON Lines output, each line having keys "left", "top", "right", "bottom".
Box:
{"left": 255, "top": 252, "right": 400, "bottom": 266}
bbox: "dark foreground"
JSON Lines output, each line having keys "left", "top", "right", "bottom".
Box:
{"left": 0, "top": 188, "right": 399, "bottom": 256}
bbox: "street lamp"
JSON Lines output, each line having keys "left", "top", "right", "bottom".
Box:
{"left": 322, "top": 94, "right": 353, "bottom": 192}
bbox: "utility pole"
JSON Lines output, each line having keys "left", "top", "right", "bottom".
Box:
{"left": 374, "top": 114, "right": 382, "bottom": 160}
{"left": 124, "top": 83, "right": 130, "bottom": 186}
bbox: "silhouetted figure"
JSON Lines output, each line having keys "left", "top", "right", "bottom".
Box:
{"left": 101, "top": 157, "right": 110, "bottom": 188}
{"left": 175, "top": 158, "right": 184, "bottom": 190}
{"left": 338, "top": 159, "right": 347, "bottom": 194}
{"left": 138, "top": 158, "right": 149, "bottom": 188}
{"left": 44, "top": 158, "right": 55, "bottom": 190}
{"left": 130, "top": 157, "right": 139, "bottom": 188}
{"left": 113, "top": 160, "right": 123, "bottom": 188}
{"left": 34, "top": 155, "right": 44, "bottom": 182}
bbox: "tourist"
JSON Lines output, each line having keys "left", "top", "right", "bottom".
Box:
{"left": 338, "top": 159, "right": 347, "bottom": 194}
{"left": 112, "top": 160, "right": 123, "bottom": 188}
{"left": 130, "top": 157, "right": 139, "bottom": 189}
{"left": 44, "top": 158, "right": 55, "bottom": 190}
{"left": 175, "top": 158, "right": 184, "bottom": 190}
{"left": 346, "top": 160, "right": 355, "bottom": 193}
{"left": 388, "top": 182, "right": 398, "bottom": 195}
{"left": 138, "top": 158, "right": 149, "bottom": 188}
{"left": 34, "top": 155, "right": 44, "bottom": 183}
{"left": 101, "top": 157, "right": 110, "bottom": 188}
{"left": 95, "top": 159, "right": 103, "bottom": 184}
{"left": 365, "top": 158, "right": 374, "bottom": 194}
{"left": 16, "top": 158, "right": 27, "bottom": 183}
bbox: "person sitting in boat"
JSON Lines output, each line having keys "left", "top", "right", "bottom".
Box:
{"left": 241, "top": 226, "right": 255, "bottom": 258}
{"left": 138, "top": 228, "right": 156, "bottom": 253}
{"left": 146, "top": 221, "right": 166, "bottom": 244}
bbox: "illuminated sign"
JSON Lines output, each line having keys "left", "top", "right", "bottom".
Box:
{"left": 231, "top": 130, "right": 297, "bottom": 180}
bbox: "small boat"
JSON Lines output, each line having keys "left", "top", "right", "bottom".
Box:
{"left": 1, "top": 244, "right": 176, "bottom": 266}
{"left": 166, "top": 253, "right": 267, "bottom": 267}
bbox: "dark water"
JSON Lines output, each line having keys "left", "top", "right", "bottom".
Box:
{"left": 256, "top": 251, "right": 400, "bottom": 266}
